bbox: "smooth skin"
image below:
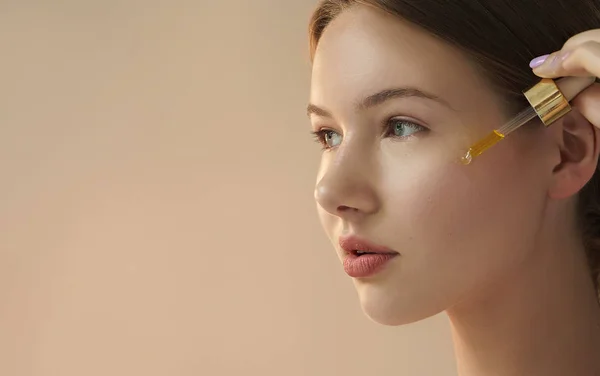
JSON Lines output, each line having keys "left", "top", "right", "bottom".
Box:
{"left": 310, "top": 5, "right": 600, "bottom": 376}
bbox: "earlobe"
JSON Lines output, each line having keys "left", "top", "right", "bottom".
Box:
{"left": 549, "top": 110, "right": 600, "bottom": 200}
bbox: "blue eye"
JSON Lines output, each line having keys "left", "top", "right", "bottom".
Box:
{"left": 312, "top": 129, "right": 342, "bottom": 150}
{"left": 386, "top": 118, "right": 426, "bottom": 138}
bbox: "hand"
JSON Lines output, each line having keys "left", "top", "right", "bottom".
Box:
{"left": 529, "top": 29, "right": 600, "bottom": 128}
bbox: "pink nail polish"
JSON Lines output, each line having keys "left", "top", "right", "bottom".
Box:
{"left": 529, "top": 54, "right": 550, "bottom": 69}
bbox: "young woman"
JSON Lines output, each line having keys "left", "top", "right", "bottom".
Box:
{"left": 307, "top": 1, "right": 600, "bottom": 375}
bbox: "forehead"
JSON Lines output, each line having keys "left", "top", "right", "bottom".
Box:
{"left": 310, "top": 5, "right": 496, "bottom": 115}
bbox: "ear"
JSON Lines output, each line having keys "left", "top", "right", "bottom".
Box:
{"left": 549, "top": 109, "right": 600, "bottom": 200}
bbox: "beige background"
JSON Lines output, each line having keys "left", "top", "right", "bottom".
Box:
{"left": 0, "top": 1, "right": 455, "bottom": 375}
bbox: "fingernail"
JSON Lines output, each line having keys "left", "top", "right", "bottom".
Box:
{"left": 529, "top": 54, "right": 550, "bottom": 68}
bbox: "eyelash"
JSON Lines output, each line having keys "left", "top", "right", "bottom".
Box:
{"left": 311, "top": 118, "right": 427, "bottom": 150}
{"left": 310, "top": 129, "right": 332, "bottom": 150}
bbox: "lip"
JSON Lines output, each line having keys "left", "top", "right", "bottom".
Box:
{"left": 339, "top": 235, "right": 399, "bottom": 278}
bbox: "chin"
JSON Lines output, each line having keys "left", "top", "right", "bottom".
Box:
{"left": 355, "top": 282, "right": 446, "bottom": 326}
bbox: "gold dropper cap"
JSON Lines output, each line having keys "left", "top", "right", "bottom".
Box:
{"left": 523, "top": 78, "right": 571, "bottom": 126}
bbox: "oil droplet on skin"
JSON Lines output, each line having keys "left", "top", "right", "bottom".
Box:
{"left": 461, "top": 150, "right": 473, "bottom": 165}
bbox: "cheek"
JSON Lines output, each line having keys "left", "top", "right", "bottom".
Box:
{"left": 381, "top": 149, "right": 546, "bottom": 278}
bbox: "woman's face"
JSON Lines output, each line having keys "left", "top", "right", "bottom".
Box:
{"left": 309, "top": 5, "right": 557, "bottom": 325}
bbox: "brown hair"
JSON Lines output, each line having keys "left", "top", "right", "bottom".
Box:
{"left": 308, "top": 0, "right": 600, "bottom": 298}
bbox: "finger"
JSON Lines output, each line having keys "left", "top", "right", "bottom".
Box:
{"left": 531, "top": 41, "right": 600, "bottom": 78}
{"left": 563, "top": 29, "right": 600, "bottom": 50}
{"left": 572, "top": 83, "right": 600, "bottom": 129}
{"left": 531, "top": 29, "right": 600, "bottom": 76}
{"left": 563, "top": 41, "right": 600, "bottom": 78}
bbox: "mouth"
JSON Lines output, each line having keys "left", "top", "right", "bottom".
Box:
{"left": 339, "top": 235, "right": 399, "bottom": 278}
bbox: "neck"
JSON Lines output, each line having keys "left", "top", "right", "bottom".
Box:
{"left": 447, "top": 213, "right": 600, "bottom": 376}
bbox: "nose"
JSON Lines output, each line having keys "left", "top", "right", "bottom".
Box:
{"left": 314, "top": 147, "right": 380, "bottom": 222}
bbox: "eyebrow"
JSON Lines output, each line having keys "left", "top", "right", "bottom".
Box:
{"left": 306, "top": 87, "right": 451, "bottom": 118}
